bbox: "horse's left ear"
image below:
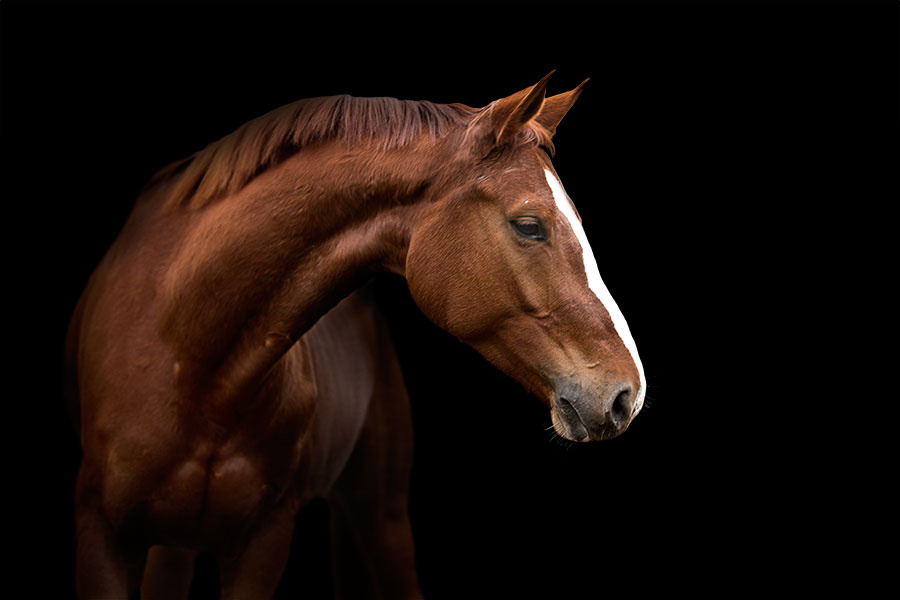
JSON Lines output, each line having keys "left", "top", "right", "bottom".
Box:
{"left": 468, "top": 71, "right": 554, "bottom": 155}
{"left": 490, "top": 71, "right": 554, "bottom": 146}
{"left": 534, "top": 78, "right": 589, "bottom": 137}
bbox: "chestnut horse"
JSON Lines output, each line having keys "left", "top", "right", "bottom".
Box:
{"left": 66, "top": 72, "right": 645, "bottom": 598}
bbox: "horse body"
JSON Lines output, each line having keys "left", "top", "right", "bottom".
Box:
{"left": 69, "top": 73, "right": 645, "bottom": 598}
{"left": 70, "top": 165, "right": 419, "bottom": 596}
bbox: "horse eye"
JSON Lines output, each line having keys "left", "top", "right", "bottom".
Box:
{"left": 511, "top": 219, "right": 546, "bottom": 241}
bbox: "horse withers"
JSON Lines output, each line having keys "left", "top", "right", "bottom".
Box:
{"left": 66, "top": 72, "right": 644, "bottom": 598}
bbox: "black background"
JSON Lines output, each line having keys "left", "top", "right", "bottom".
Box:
{"left": 3, "top": 1, "right": 895, "bottom": 598}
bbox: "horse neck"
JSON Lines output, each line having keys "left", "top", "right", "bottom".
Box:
{"left": 162, "top": 135, "right": 448, "bottom": 404}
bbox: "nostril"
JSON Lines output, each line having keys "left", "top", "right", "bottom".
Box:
{"left": 611, "top": 388, "right": 632, "bottom": 426}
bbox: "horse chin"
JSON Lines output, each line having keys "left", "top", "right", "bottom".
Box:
{"left": 550, "top": 399, "right": 591, "bottom": 443}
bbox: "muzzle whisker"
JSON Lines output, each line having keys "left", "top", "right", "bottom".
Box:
{"left": 545, "top": 426, "right": 570, "bottom": 450}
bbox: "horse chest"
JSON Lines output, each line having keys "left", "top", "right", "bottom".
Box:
{"left": 197, "top": 453, "right": 276, "bottom": 531}
{"left": 113, "top": 381, "right": 312, "bottom": 547}
{"left": 137, "top": 436, "right": 300, "bottom": 549}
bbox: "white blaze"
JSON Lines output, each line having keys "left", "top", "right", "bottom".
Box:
{"left": 544, "top": 169, "right": 646, "bottom": 413}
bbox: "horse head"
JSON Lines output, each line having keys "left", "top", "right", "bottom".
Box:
{"left": 406, "top": 72, "right": 645, "bottom": 442}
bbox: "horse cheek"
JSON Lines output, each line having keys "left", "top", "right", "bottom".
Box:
{"left": 406, "top": 223, "right": 496, "bottom": 341}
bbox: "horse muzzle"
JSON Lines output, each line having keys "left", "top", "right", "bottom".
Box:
{"left": 550, "top": 379, "right": 637, "bottom": 442}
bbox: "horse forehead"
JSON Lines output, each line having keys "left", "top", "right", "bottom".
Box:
{"left": 541, "top": 167, "right": 579, "bottom": 215}
{"left": 479, "top": 157, "right": 555, "bottom": 202}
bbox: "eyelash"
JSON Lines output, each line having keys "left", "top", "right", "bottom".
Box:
{"left": 510, "top": 218, "right": 547, "bottom": 241}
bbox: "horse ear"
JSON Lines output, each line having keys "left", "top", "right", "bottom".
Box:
{"left": 534, "top": 78, "right": 589, "bottom": 137}
{"left": 484, "top": 71, "right": 555, "bottom": 148}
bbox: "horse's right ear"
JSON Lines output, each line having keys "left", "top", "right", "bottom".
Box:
{"left": 468, "top": 71, "right": 555, "bottom": 155}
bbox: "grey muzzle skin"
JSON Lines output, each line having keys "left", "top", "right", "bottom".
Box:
{"left": 553, "top": 378, "right": 636, "bottom": 441}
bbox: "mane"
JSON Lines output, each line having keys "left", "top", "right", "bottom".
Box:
{"left": 152, "top": 94, "right": 554, "bottom": 210}
{"left": 153, "top": 95, "right": 474, "bottom": 209}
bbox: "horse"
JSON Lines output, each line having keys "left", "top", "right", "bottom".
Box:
{"left": 65, "top": 71, "right": 645, "bottom": 599}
